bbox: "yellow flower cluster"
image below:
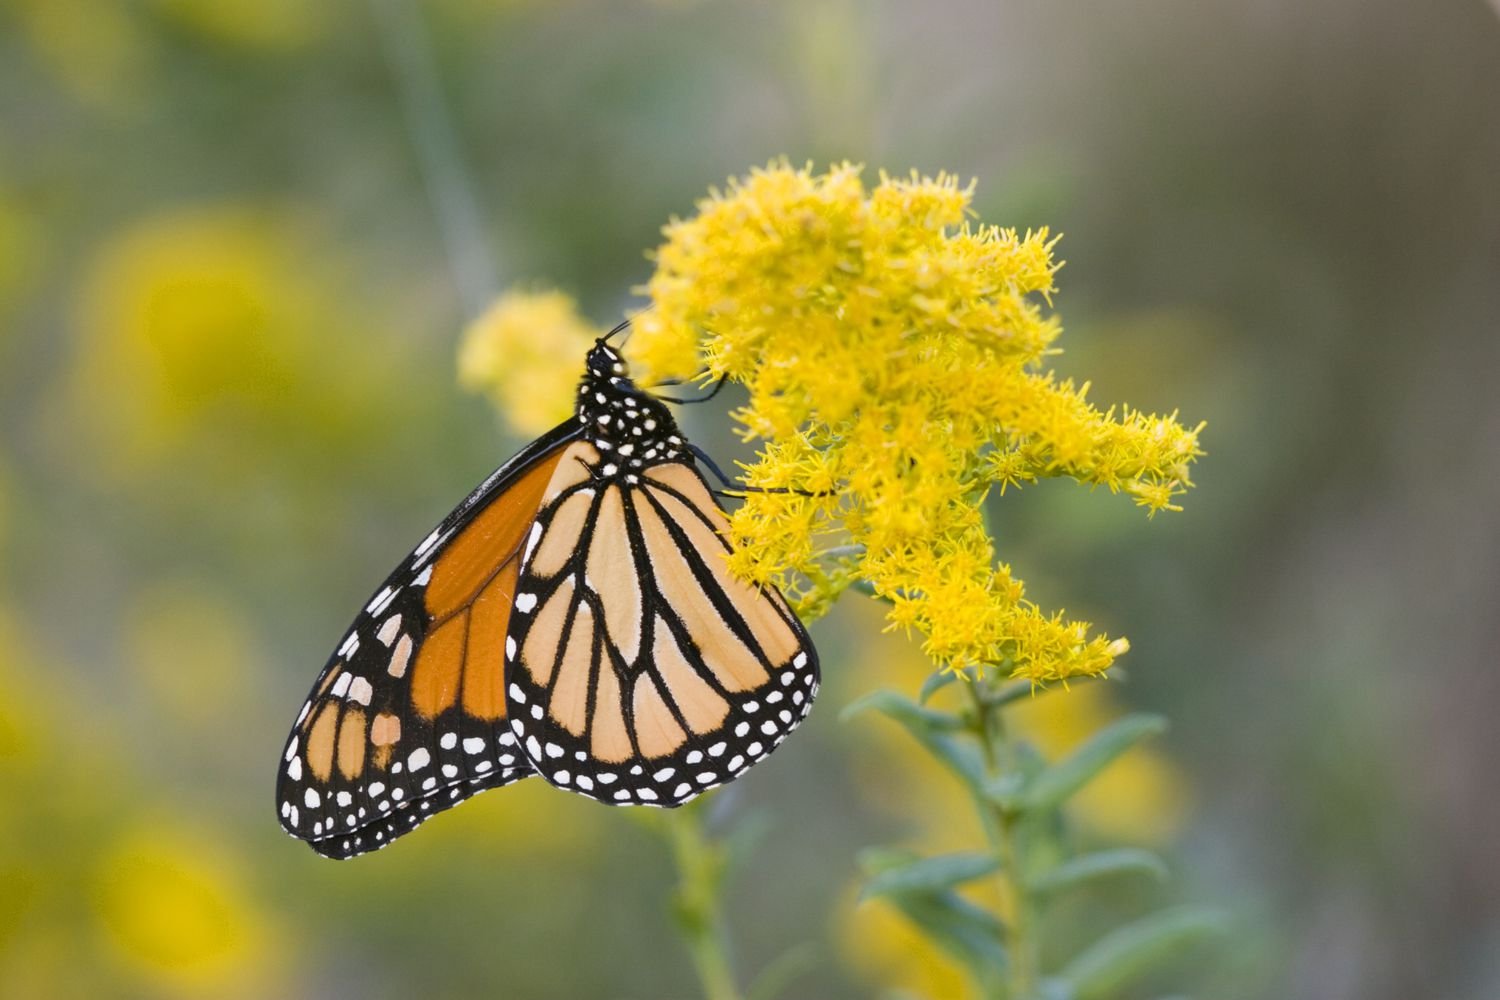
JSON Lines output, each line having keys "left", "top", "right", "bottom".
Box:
{"left": 459, "top": 289, "right": 600, "bottom": 436}
{"left": 631, "top": 163, "right": 1203, "bottom": 681}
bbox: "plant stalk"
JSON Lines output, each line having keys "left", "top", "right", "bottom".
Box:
{"left": 664, "top": 804, "right": 743, "bottom": 1000}
{"left": 969, "top": 681, "right": 1040, "bottom": 999}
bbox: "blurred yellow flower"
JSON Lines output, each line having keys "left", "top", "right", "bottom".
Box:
{"left": 630, "top": 162, "right": 1205, "bottom": 683}
{"left": 92, "top": 825, "right": 276, "bottom": 995}
{"left": 1007, "top": 682, "right": 1191, "bottom": 846}
{"left": 66, "top": 203, "right": 413, "bottom": 483}
{"left": 5, "top": 0, "right": 148, "bottom": 108}
{"left": 0, "top": 607, "right": 289, "bottom": 997}
{"left": 458, "top": 289, "right": 601, "bottom": 436}
{"left": 148, "top": 0, "right": 325, "bottom": 49}
{"left": 71, "top": 207, "right": 317, "bottom": 462}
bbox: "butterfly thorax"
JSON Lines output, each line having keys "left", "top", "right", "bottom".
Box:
{"left": 575, "top": 341, "right": 687, "bottom": 477}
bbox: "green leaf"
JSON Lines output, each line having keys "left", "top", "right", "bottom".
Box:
{"left": 882, "top": 888, "right": 1009, "bottom": 988}
{"left": 861, "top": 851, "right": 1000, "bottom": 901}
{"left": 985, "top": 677, "right": 1034, "bottom": 708}
{"left": 1018, "top": 714, "right": 1167, "bottom": 813}
{"left": 1058, "top": 905, "right": 1229, "bottom": 1000}
{"left": 841, "top": 690, "right": 966, "bottom": 730}
{"left": 841, "top": 690, "right": 985, "bottom": 792}
{"left": 918, "top": 668, "right": 960, "bottom": 704}
{"left": 1027, "top": 848, "right": 1170, "bottom": 897}
{"left": 856, "top": 845, "right": 921, "bottom": 876}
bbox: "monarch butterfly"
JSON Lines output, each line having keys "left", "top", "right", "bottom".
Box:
{"left": 275, "top": 327, "right": 819, "bottom": 859}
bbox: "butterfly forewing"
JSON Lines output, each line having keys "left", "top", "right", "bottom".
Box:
{"left": 504, "top": 443, "right": 820, "bottom": 806}
{"left": 275, "top": 424, "right": 580, "bottom": 858}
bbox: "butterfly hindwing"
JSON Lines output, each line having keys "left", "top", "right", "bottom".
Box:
{"left": 503, "top": 441, "right": 820, "bottom": 806}
{"left": 275, "top": 424, "right": 580, "bottom": 858}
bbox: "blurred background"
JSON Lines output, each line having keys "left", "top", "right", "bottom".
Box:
{"left": 1, "top": 0, "right": 1497, "bottom": 997}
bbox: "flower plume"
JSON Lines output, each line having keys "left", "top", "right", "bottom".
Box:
{"left": 628, "top": 162, "right": 1204, "bottom": 682}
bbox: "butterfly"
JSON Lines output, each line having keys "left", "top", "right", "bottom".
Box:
{"left": 275, "top": 327, "right": 820, "bottom": 859}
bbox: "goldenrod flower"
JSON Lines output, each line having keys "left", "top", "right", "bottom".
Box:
{"left": 459, "top": 290, "right": 601, "bottom": 436}
{"left": 630, "top": 162, "right": 1204, "bottom": 682}
{"left": 93, "top": 825, "right": 275, "bottom": 994}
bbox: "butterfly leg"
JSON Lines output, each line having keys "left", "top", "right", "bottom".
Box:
{"left": 635, "top": 373, "right": 729, "bottom": 405}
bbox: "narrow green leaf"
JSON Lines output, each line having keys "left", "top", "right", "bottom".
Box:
{"left": 1059, "top": 905, "right": 1229, "bottom": 1000}
{"left": 918, "top": 668, "right": 960, "bottom": 704}
{"left": 982, "top": 772, "right": 1026, "bottom": 814}
{"left": 841, "top": 690, "right": 965, "bottom": 730}
{"left": 856, "top": 846, "right": 921, "bottom": 876}
{"left": 1028, "top": 848, "right": 1170, "bottom": 897}
{"left": 883, "top": 888, "right": 1009, "bottom": 986}
{"left": 841, "top": 690, "right": 985, "bottom": 792}
{"left": 985, "top": 677, "right": 1034, "bottom": 708}
{"left": 1019, "top": 714, "right": 1167, "bottom": 813}
{"left": 861, "top": 851, "right": 1000, "bottom": 901}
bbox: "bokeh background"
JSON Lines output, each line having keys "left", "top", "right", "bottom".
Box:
{"left": 2, "top": 1, "right": 1498, "bottom": 997}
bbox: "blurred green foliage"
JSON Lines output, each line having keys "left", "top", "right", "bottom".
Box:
{"left": 1, "top": 1, "right": 1497, "bottom": 998}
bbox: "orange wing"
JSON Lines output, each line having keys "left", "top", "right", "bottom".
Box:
{"left": 275, "top": 424, "right": 580, "bottom": 858}
{"left": 503, "top": 446, "right": 819, "bottom": 806}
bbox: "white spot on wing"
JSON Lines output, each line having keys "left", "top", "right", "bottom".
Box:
{"left": 388, "top": 634, "right": 413, "bottom": 678}
{"left": 348, "top": 676, "right": 373, "bottom": 706}
{"left": 367, "top": 586, "right": 398, "bottom": 616}
{"left": 523, "top": 521, "right": 544, "bottom": 565}
{"left": 376, "top": 615, "right": 402, "bottom": 646}
{"left": 415, "top": 529, "right": 441, "bottom": 556}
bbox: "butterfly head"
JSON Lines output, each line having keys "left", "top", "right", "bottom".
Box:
{"left": 577, "top": 337, "right": 686, "bottom": 474}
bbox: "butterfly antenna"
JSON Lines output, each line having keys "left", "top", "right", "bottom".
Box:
{"left": 690, "top": 444, "right": 829, "bottom": 498}
{"left": 646, "top": 372, "right": 729, "bottom": 405}
{"left": 601, "top": 317, "right": 632, "bottom": 345}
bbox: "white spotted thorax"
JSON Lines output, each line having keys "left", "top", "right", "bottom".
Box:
{"left": 575, "top": 341, "right": 688, "bottom": 481}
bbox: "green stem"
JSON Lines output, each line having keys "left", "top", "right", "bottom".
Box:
{"left": 664, "top": 804, "right": 743, "bottom": 1000}
{"left": 968, "top": 681, "right": 1040, "bottom": 999}
{"left": 368, "top": 0, "right": 497, "bottom": 317}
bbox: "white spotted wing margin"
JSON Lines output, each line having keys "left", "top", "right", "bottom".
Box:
{"left": 274, "top": 420, "right": 582, "bottom": 860}
{"left": 502, "top": 451, "right": 820, "bottom": 807}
